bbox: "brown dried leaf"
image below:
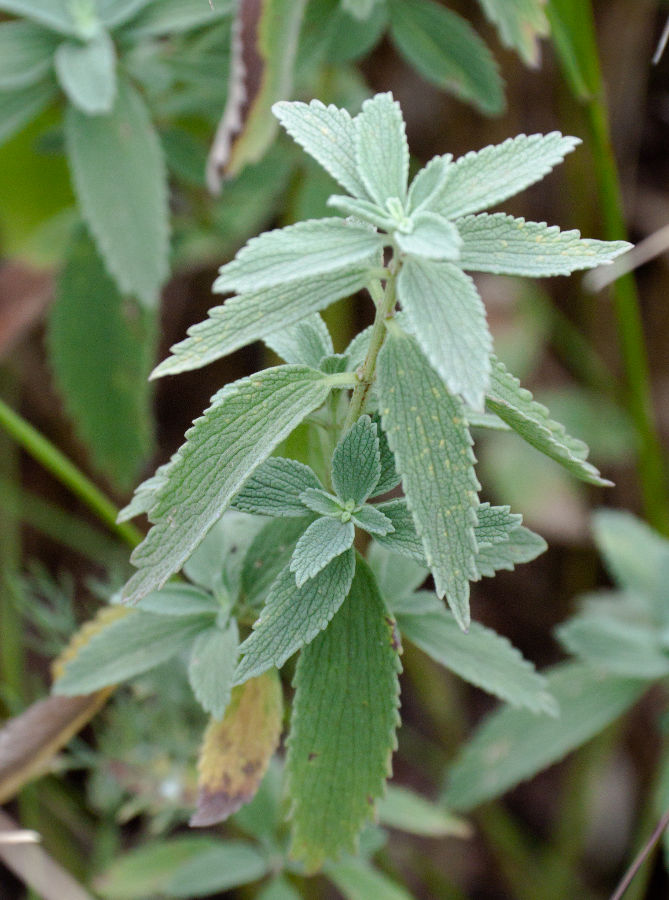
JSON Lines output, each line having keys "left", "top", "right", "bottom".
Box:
{"left": 191, "top": 670, "right": 283, "bottom": 826}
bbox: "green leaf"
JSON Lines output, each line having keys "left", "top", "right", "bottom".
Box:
{"left": 354, "top": 92, "right": 409, "bottom": 206}
{"left": 47, "top": 227, "right": 155, "bottom": 489}
{"left": 0, "top": 80, "right": 57, "bottom": 149}
{"left": 153, "top": 268, "right": 370, "bottom": 378}
{"left": 286, "top": 558, "right": 401, "bottom": 868}
{"left": 325, "top": 857, "right": 415, "bottom": 900}
{"left": 184, "top": 511, "right": 265, "bottom": 597}
{"left": 214, "top": 218, "right": 383, "bottom": 294}
{"left": 117, "top": 462, "right": 169, "bottom": 522}
{"left": 55, "top": 31, "right": 116, "bottom": 115}
{"left": 371, "top": 415, "right": 401, "bottom": 496}
{"left": 377, "top": 784, "right": 470, "bottom": 837}
{"left": 232, "top": 457, "right": 323, "bottom": 517}
{"left": 406, "top": 157, "right": 452, "bottom": 216}
{"left": 123, "top": 367, "right": 334, "bottom": 604}
{"left": 397, "top": 257, "right": 492, "bottom": 410}
{"left": 299, "top": 488, "right": 343, "bottom": 517}
{"left": 188, "top": 621, "right": 239, "bottom": 719}
{"left": 136, "top": 583, "right": 220, "bottom": 616}
{"left": 474, "top": 525, "right": 547, "bottom": 577}
{"left": 397, "top": 605, "right": 557, "bottom": 714}
{"left": 486, "top": 357, "right": 611, "bottom": 486}
{"left": 377, "top": 327, "right": 480, "bottom": 630}
{"left": 257, "top": 877, "right": 302, "bottom": 900}
{"left": 54, "top": 611, "right": 212, "bottom": 695}
{"left": 166, "top": 841, "right": 269, "bottom": 897}
{"left": 373, "top": 500, "right": 426, "bottom": 563}
{"left": 121, "top": 0, "right": 230, "bottom": 37}
{"left": 328, "top": 194, "right": 397, "bottom": 232}
{"left": 265, "top": 314, "right": 334, "bottom": 367}
{"left": 65, "top": 74, "right": 169, "bottom": 307}
{"left": 428, "top": 132, "right": 580, "bottom": 219}
{"left": 457, "top": 213, "right": 631, "bottom": 276}
{"left": 474, "top": 502, "right": 522, "bottom": 546}
{"left": 290, "top": 517, "right": 355, "bottom": 587}
{"left": 556, "top": 615, "right": 669, "bottom": 679}
{"left": 477, "top": 0, "right": 550, "bottom": 66}
{"left": 274, "top": 99, "right": 368, "bottom": 198}
{"left": 0, "top": 0, "right": 78, "bottom": 36}
{"left": 352, "top": 504, "right": 394, "bottom": 536}
{"left": 234, "top": 549, "right": 355, "bottom": 683}
{"left": 387, "top": 0, "right": 503, "bottom": 115}
{"left": 368, "top": 543, "right": 428, "bottom": 605}
{"left": 0, "top": 22, "right": 56, "bottom": 90}
{"left": 241, "top": 516, "right": 313, "bottom": 608}
{"left": 341, "top": 0, "right": 381, "bottom": 20}
{"left": 97, "top": 0, "right": 151, "bottom": 29}
{"left": 445, "top": 662, "right": 648, "bottom": 811}
{"left": 395, "top": 211, "right": 462, "bottom": 260}
{"left": 332, "top": 415, "right": 382, "bottom": 505}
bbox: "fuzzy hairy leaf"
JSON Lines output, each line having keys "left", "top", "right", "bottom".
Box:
{"left": 136, "top": 583, "right": 220, "bottom": 617}
{"left": 474, "top": 502, "right": 522, "bottom": 547}
{"left": 387, "top": 0, "right": 503, "bottom": 115}
{"left": 55, "top": 31, "right": 116, "bottom": 115}
{"left": 0, "top": 0, "right": 78, "bottom": 35}
{"left": 355, "top": 92, "right": 409, "bottom": 206}
{"left": 457, "top": 213, "right": 631, "bottom": 276}
{"left": 407, "top": 155, "right": 453, "bottom": 214}
{"left": 373, "top": 500, "right": 427, "bottom": 563}
{"left": 48, "top": 228, "right": 155, "bottom": 489}
{"left": 556, "top": 616, "right": 669, "bottom": 679}
{"left": 54, "top": 611, "right": 212, "bottom": 695}
{"left": 184, "top": 511, "right": 264, "bottom": 597}
{"left": 117, "top": 461, "right": 170, "bottom": 522}
{"left": 65, "top": 75, "right": 169, "bottom": 307}
{"left": 332, "top": 415, "right": 382, "bottom": 505}
{"left": 352, "top": 504, "right": 394, "bottom": 536}
{"left": 371, "top": 416, "right": 401, "bottom": 496}
{"left": 274, "top": 99, "right": 368, "bottom": 197}
{"left": 122, "top": 0, "right": 230, "bottom": 37}
{"left": 486, "top": 357, "right": 610, "bottom": 486}
{"left": 232, "top": 457, "right": 322, "bottom": 517}
{"left": 124, "top": 368, "right": 334, "bottom": 604}
{"left": 154, "top": 268, "right": 369, "bottom": 378}
{"left": 0, "top": 21, "right": 56, "bottom": 90}
{"left": 474, "top": 525, "right": 547, "bottom": 577}
{"left": 234, "top": 549, "right": 356, "bottom": 683}
{"left": 378, "top": 327, "right": 480, "bottom": 629}
{"left": 191, "top": 672, "right": 283, "bottom": 827}
{"left": 0, "top": 80, "right": 57, "bottom": 148}
{"left": 430, "top": 132, "right": 580, "bottom": 219}
{"left": 290, "top": 517, "right": 355, "bottom": 586}
{"left": 327, "top": 194, "right": 397, "bottom": 232}
{"left": 397, "top": 257, "right": 492, "bottom": 411}
{"left": 242, "top": 516, "right": 314, "bottom": 607}
{"left": 264, "top": 314, "right": 333, "bottom": 367}
{"left": 299, "top": 488, "right": 343, "bottom": 517}
{"left": 446, "top": 662, "right": 648, "bottom": 811}
{"left": 395, "top": 211, "right": 462, "bottom": 260}
{"left": 286, "top": 558, "right": 401, "bottom": 868}
{"left": 188, "top": 621, "right": 239, "bottom": 719}
{"left": 478, "top": 0, "right": 549, "bottom": 66}
{"left": 214, "top": 218, "right": 382, "bottom": 294}
{"left": 397, "top": 605, "right": 556, "bottom": 714}
{"left": 368, "top": 544, "right": 428, "bottom": 606}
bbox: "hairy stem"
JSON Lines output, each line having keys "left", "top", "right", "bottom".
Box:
{"left": 343, "top": 266, "right": 398, "bottom": 432}
{"left": 0, "top": 396, "right": 142, "bottom": 549}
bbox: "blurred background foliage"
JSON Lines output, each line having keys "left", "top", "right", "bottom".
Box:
{"left": 1, "top": 0, "right": 669, "bottom": 897}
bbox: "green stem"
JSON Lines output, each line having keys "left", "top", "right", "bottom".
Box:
{"left": 0, "top": 396, "right": 142, "bottom": 549}
{"left": 343, "top": 268, "right": 398, "bottom": 432}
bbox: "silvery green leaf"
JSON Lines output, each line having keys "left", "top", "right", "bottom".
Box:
{"left": 407, "top": 155, "right": 453, "bottom": 214}
{"left": 474, "top": 525, "right": 547, "bottom": 578}
{"left": 429, "top": 133, "right": 581, "bottom": 219}
{"left": 299, "top": 488, "right": 342, "bottom": 517}
{"left": 214, "top": 218, "right": 383, "bottom": 293}
{"left": 397, "top": 257, "right": 492, "bottom": 411}
{"left": 290, "top": 517, "right": 355, "bottom": 587}
{"left": 457, "top": 213, "right": 631, "bottom": 276}
{"left": 154, "top": 268, "right": 370, "bottom": 378}
{"left": 188, "top": 620, "right": 239, "bottom": 719}
{"left": 378, "top": 328, "right": 480, "bottom": 630}
{"left": 368, "top": 543, "right": 428, "bottom": 605}
{"left": 242, "top": 516, "right": 314, "bottom": 608}
{"left": 355, "top": 92, "right": 409, "bottom": 206}
{"left": 389, "top": 588, "right": 441, "bottom": 617}
{"left": 327, "top": 194, "right": 396, "bottom": 231}
{"left": 373, "top": 500, "right": 426, "bottom": 564}
{"left": 54, "top": 611, "right": 212, "bottom": 694}
{"left": 318, "top": 353, "right": 348, "bottom": 374}
{"left": 0, "top": 80, "right": 57, "bottom": 149}
{"left": 184, "top": 511, "right": 264, "bottom": 597}
{"left": 398, "top": 605, "right": 557, "bottom": 714}
{"left": 476, "top": 0, "right": 549, "bottom": 66}
{"left": 486, "top": 357, "right": 611, "bottom": 486}
{"left": 97, "top": 0, "right": 151, "bottom": 29}
{"left": 341, "top": 0, "right": 381, "bottom": 21}
{"left": 233, "top": 550, "right": 355, "bottom": 683}
{"left": 466, "top": 410, "right": 511, "bottom": 430}
{"left": 273, "top": 99, "right": 368, "bottom": 198}
{"left": 123, "top": 367, "right": 334, "bottom": 604}
{"left": 556, "top": 615, "right": 669, "bottom": 679}
{"left": 331, "top": 415, "right": 382, "bottom": 505}
{"left": 445, "top": 662, "right": 648, "bottom": 811}
{"left": 55, "top": 31, "right": 116, "bottom": 115}
{"left": 325, "top": 857, "right": 415, "bottom": 900}
{"left": 117, "top": 459, "right": 171, "bottom": 522}
{"left": 0, "top": 0, "right": 78, "bottom": 35}
{"left": 352, "top": 504, "right": 394, "bottom": 536}
{"left": 475, "top": 502, "right": 522, "bottom": 548}
{"left": 121, "top": 0, "right": 229, "bottom": 37}
{"left": 395, "top": 211, "right": 462, "bottom": 261}
{"left": 344, "top": 325, "right": 373, "bottom": 374}
{"left": 0, "top": 22, "right": 56, "bottom": 90}
{"left": 376, "top": 784, "right": 470, "bottom": 839}
{"left": 371, "top": 414, "right": 401, "bottom": 496}
{"left": 264, "top": 314, "right": 333, "bottom": 367}
{"left": 136, "top": 583, "right": 220, "bottom": 616}
{"left": 232, "top": 457, "right": 322, "bottom": 517}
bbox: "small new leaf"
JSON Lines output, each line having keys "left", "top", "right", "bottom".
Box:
{"left": 290, "top": 517, "right": 355, "bottom": 586}
{"left": 352, "top": 504, "right": 394, "bottom": 537}
{"left": 55, "top": 31, "right": 116, "bottom": 115}
{"left": 232, "top": 457, "right": 323, "bottom": 517}
{"left": 354, "top": 92, "right": 409, "bottom": 207}
{"left": 188, "top": 621, "right": 240, "bottom": 719}
{"left": 331, "top": 415, "right": 381, "bottom": 506}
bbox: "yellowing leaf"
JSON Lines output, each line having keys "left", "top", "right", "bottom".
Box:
{"left": 191, "top": 671, "right": 283, "bottom": 826}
